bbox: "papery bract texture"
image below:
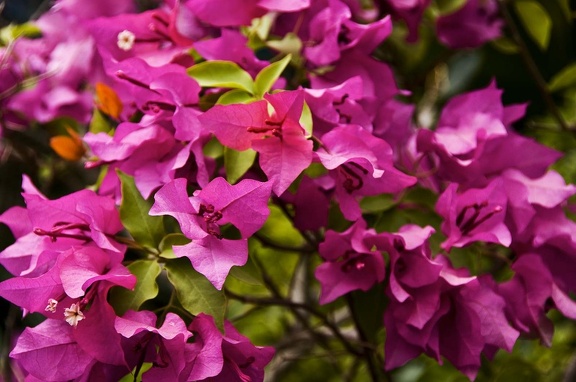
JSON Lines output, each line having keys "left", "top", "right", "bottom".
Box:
{"left": 316, "top": 219, "right": 385, "bottom": 304}
{"left": 200, "top": 90, "right": 312, "bottom": 195}
{"left": 10, "top": 319, "right": 94, "bottom": 381}
{"left": 151, "top": 177, "right": 271, "bottom": 288}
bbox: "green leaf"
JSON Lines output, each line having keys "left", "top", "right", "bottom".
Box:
{"left": 275, "top": 356, "right": 343, "bottom": 382}
{"left": 415, "top": 356, "right": 471, "bottom": 382}
{"left": 188, "top": 60, "right": 255, "bottom": 94}
{"left": 227, "top": 268, "right": 261, "bottom": 286}
{"left": 159, "top": 233, "right": 191, "bottom": 259}
{"left": 164, "top": 258, "right": 226, "bottom": 330}
{"left": 549, "top": 63, "right": 576, "bottom": 92}
{"left": 300, "top": 101, "right": 313, "bottom": 137}
{"left": 89, "top": 109, "right": 112, "bottom": 134}
{"left": 109, "top": 260, "right": 161, "bottom": 316}
{"left": 249, "top": 13, "right": 275, "bottom": 41}
{"left": 247, "top": 205, "right": 303, "bottom": 295}
{"left": 254, "top": 54, "right": 292, "bottom": 98}
{"left": 363, "top": 191, "right": 437, "bottom": 240}
{"left": 258, "top": 205, "right": 305, "bottom": 247}
{"left": 266, "top": 32, "right": 303, "bottom": 55}
{"left": 556, "top": 0, "right": 571, "bottom": 20}
{"left": 251, "top": 240, "right": 301, "bottom": 295}
{"left": 304, "top": 162, "right": 328, "bottom": 178}
{"left": 552, "top": 149, "right": 576, "bottom": 184}
{"left": 232, "top": 306, "right": 288, "bottom": 344}
{"left": 117, "top": 170, "right": 165, "bottom": 249}
{"left": 487, "top": 357, "right": 542, "bottom": 382}
{"left": 10, "top": 23, "right": 42, "bottom": 39}
{"left": 434, "top": 0, "right": 467, "bottom": 15}
{"left": 360, "top": 194, "right": 397, "bottom": 213}
{"left": 224, "top": 147, "right": 257, "bottom": 184}
{"left": 490, "top": 37, "right": 520, "bottom": 55}
{"left": 203, "top": 136, "right": 224, "bottom": 159}
{"left": 0, "top": 22, "right": 41, "bottom": 44}
{"left": 514, "top": 0, "right": 552, "bottom": 50}
{"left": 217, "top": 89, "right": 257, "bottom": 105}
{"left": 228, "top": 261, "right": 262, "bottom": 286}
{"left": 118, "top": 363, "right": 153, "bottom": 382}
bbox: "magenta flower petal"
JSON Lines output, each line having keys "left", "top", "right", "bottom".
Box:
{"left": 316, "top": 220, "right": 385, "bottom": 304}
{"left": 436, "top": 179, "right": 511, "bottom": 251}
{"left": 197, "top": 177, "right": 272, "bottom": 238}
{"left": 174, "top": 237, "right": 248, "bottom": 290}
{"left": 149, "top": 178, "right": 206, "bottom": 238}
{"left": 10, "top": 319, "right": 93, "bottom": 381}
{"left": 186, "top": 313, "right": 225, "bottom": 380}
{"left": 201, "top": 90, "right": 312, "bottom": 195}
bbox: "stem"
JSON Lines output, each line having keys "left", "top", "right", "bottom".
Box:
{"left": 249, "top": 254, "right": 365, "bottom": 357}
{"left": 497, "top": 0, "right": 570, "bottom": 131}
{"left": 159, "top": 290, "right": 177, "bottom": 323}
{"left": 112, "top": 235, "right": 157, "bottom": 255}
{"left": 132, "top": 335, "right": 152, "bottom": 382}
{"left": 346, "top": 295, "right": 385, "bottom": 382}
{"left": 311, "top": 134, "right": 329, "bottom": 151}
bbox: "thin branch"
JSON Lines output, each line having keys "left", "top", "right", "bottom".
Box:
{"left": 225, "top": 289, "right": 363, "bottom": 357}
{"left": 238, "top": 255, "right": 365, "bottom": 358}
{"left": 497, "top": 0, "right": 570, "bottom": 131}
{"left": 159, "top": 290, "right": 177, "bottom": 323}
{"left": 153, "top": 291, "right": 195, "bottom": 322}
{"left": 112, "top": 235, "right": 158, "bottom": 255}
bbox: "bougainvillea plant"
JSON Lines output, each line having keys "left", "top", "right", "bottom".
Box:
{"left": 2, "top": 0, "right": 576, "bottom": 380}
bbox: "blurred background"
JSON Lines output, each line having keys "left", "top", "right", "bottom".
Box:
{"left": 0, "top": 0, "right": 47, "bottom": 25}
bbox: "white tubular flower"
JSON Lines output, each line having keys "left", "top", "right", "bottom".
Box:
{"left": 117, "top": 30, "right": 136, "bottom": 51}
{"left": 45, "top": 299, "right": 58, "bottom": 313}
{"left": 64, "top": 303, "right": 85, "bottom": 327}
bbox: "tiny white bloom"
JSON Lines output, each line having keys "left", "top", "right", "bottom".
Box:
{"left": 45, "top": 298, "right": 58, "bottom": 313}
{"left": 64, "top": 303, "right": 85, "bottom": 327}
{"left": 117, "top": 30, "right": 136, "bottom": 51}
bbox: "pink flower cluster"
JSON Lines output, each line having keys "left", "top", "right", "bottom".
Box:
{"left": 0, "top": 178, "right": 273, "bottom": 380}
{"left": 317, "top": 84, "right": 576, "bottom": 378}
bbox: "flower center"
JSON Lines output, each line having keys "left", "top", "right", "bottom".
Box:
{"left": 45, "top": 298, "right": 59, "bottom": 313}
{"left": 336, "top": 250, "right": 371, "bottom": 273}
{"left": 456, "top": 201, "right": 503, "bottom": 236}
{"left": 142, "top": 100, "right": 177, "bottom": 113}
{"left": 339, "top": 162, "right": 369, "bottom": 193}
{"left": 337, "top": 24, "right": 352, "bottom": 45}
{"left": 64, "top": 303, "right": 85, "bottom": 327}
{"left": 340, "top": 253, "right": 369, "bottom": 273}
{"left": 198, "top": 203, "right": 223, "bottom": 239}
{"left": 247, "top": 119, "right": 284, "bottom": 139}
